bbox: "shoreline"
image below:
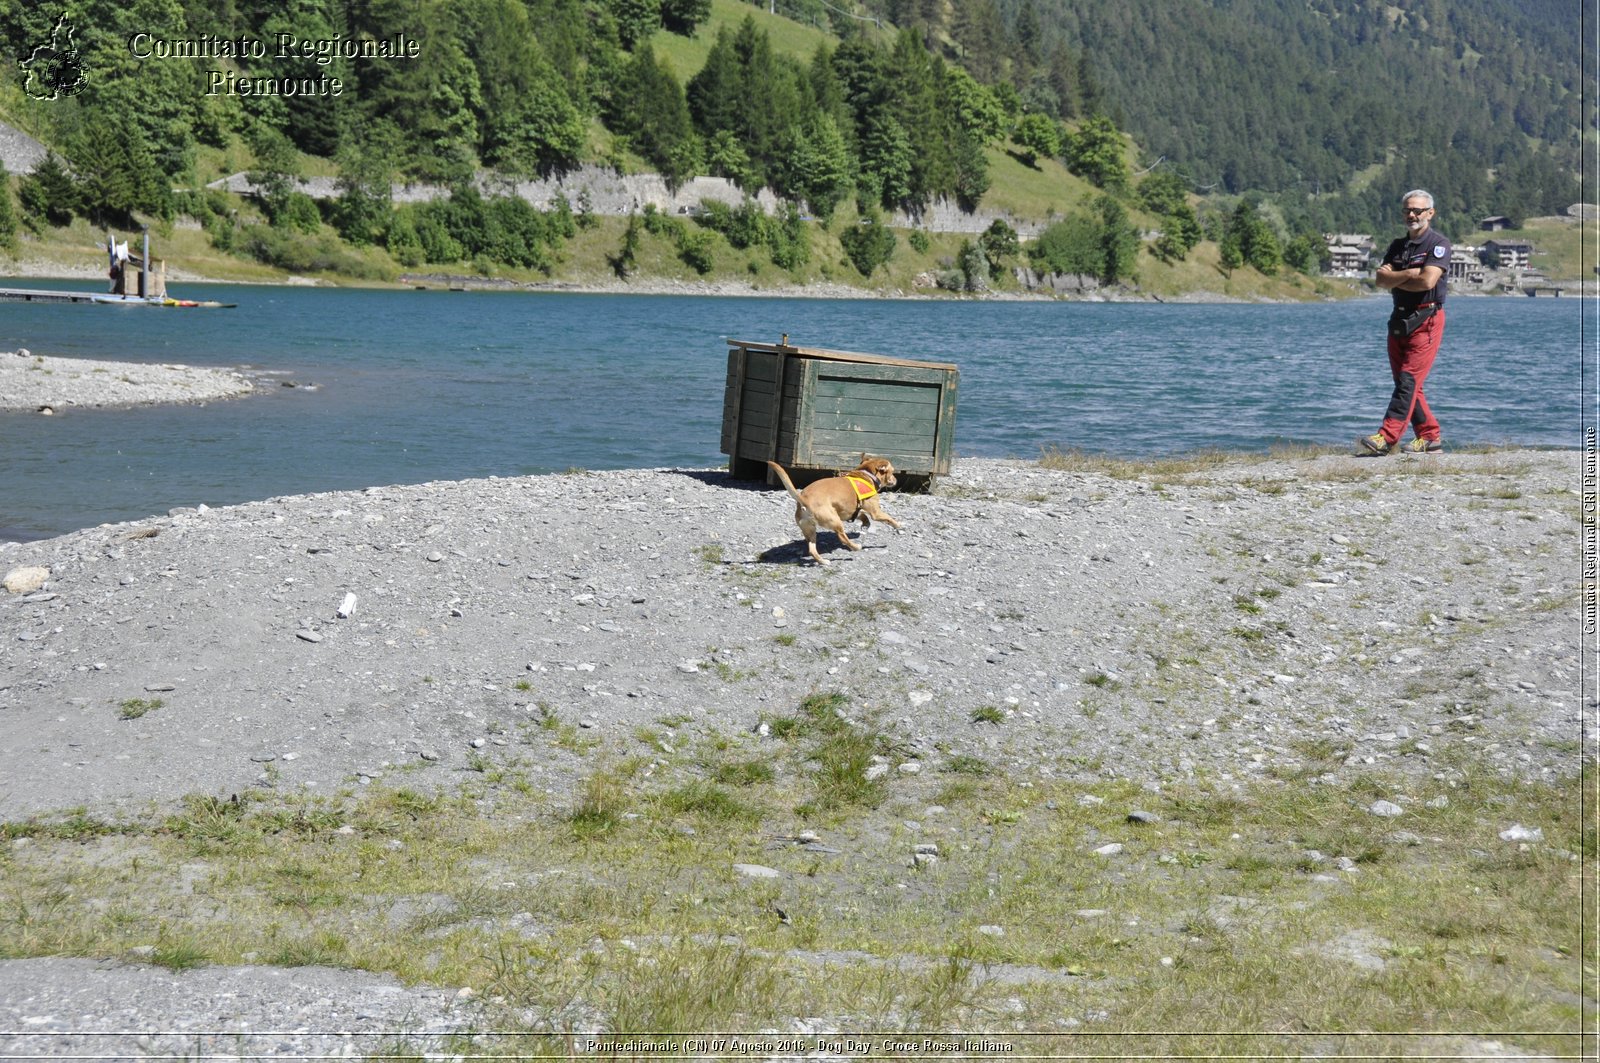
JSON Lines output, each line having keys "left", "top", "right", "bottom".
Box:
{"left": 0, "top": 348, "right": 257, "bottom": 413}
{"left": 0, "top": 447, "right": 1582, "bottom": 1053}
{"left": 2, "top": 252, "right": 1339, "bottom": 304}
{"left": 0, "top": 446, "right": 1580, "bottom": 818}
{"left": 9, "top": 249, "right": 1591, "bottom": 303}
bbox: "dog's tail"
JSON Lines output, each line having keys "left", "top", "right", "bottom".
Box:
{"left": 766, "top": 461, "right": 810, "bottom": 513}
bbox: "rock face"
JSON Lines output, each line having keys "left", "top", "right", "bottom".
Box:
{"left": 0, "top": 119, "right": 47, "bottom": 175}
{"left": 0, "top": 451, "right": 1581, "bottom": 819}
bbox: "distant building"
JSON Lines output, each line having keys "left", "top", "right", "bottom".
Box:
{"left": 1448, "top": 246, "right": 1485, "bottom": 285}
{"left": 1323, "top": 233, "right": 1373, "bottom": 273}
{"left": 1478, "top": 215, "right": 1513, "bottom": 232}
{"left": 1483, "top": 239, "right": 1534, "bottom": 270}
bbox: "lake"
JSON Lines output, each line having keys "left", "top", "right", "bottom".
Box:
{"left": 0, "top": 281, "right": 1583, "bottom": 540}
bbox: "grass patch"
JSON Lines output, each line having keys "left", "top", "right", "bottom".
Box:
{"left": 657, "top": 781, "right": 761, "bottom": 823}
{"left": 0, "top": 741, "right": 1585, "bottom": 1054}
{"left": 766, "top": 692, "right": 894, "bottom": 817}
{"left": 710, "top": 757, "right": 776, "bottom": 787}
{"left": 940, "top": 755, "right": 995, "bottom": 777}
{"left": 117, "top": 698, "right": 162, "bottom": 720}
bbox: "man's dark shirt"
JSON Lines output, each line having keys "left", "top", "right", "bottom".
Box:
{"left": 1382, "top": 228, "right": 1451, "bottom": 310}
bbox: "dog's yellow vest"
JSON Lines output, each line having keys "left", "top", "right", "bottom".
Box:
{"left": 845, "top": 473, "right": 878, "bottom": 501}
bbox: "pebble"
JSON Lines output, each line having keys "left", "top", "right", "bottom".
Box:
{"left": 295, "top": 630, "right": 323, "bottom": 643}
{"left": 1368, "top": 800, "right": 1405, "bottom": 818}
{"left": 1497, "top": 824, "right": 1543, "bottom": 842}
{"left": 733, "top": 863, "right": 781, "bottom": 880}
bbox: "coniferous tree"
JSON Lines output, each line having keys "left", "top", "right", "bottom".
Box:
{"left": 857, "top": 113, "right": 913, "bottom": 209}
{"left": 785, "top": 114, "right": 854, "bottom": 219}
{"left": 615, "top": 45, "right": 700, "bottom": 187}
{"left": 19, "top": 153, "right": 79, "bottom": 229}
{"left": 67, "top": 111, "right": 171, "bottom": 224}
{"left": 660, "top": 0, "right": 710, "bottom": 35}
{"left": 952, "top": 130, "right": 991, "bottom": 211}
{"left": 345, "top": 0, "right": 480, "bottom": 182}
{"left": 885, "top": 30, "right": 952, "bottom": 208}
{"left": 0, "top": 163, "right": 16, "bottom": 253}
{"left": 950, "top": 0, "right": 1005, "bottom": 84}
{"left": 1097, "top": 195, "right": 1139, "bottom": 284}
{"left": 610, "top": 0, "right": 661, "bottom": 49}
{"left": 687, "top": 28, "right": 743, "bottom": 135}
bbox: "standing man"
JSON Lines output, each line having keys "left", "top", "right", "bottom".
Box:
{"left": 1358, "top": 189, "right": 1450, "bottom": 455}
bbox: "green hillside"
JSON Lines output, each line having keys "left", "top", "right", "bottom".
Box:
{"left": 982, "top": 0, "right": 1586, "bottom": 235}
{"left": 0, "top": 0, "right": 1586, "bottom": 297}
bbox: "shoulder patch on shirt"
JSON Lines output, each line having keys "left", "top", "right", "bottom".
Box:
{"left": 1432, "top": 245, "right": 1446, "bottom": 258}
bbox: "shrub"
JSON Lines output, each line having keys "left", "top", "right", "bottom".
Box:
{"left": 839, "top": 212, "right": 896, "bottom": 276}
{"left": 767, "top": 202, "right": 809, "bottom": 271}
{"left": 275, "top": 192, "right": 322, "bottom": 234}
{"left": 385, "top": 211, "right": 425, "bottom": 267}
{"left": 241, "top": 225, "right": 393, "bottom": 280}
{"left": 678, "top": 228, "right": 716, "bottom": 274}
{"left": 724, "top": 198, "right": 768, "bottom": 250}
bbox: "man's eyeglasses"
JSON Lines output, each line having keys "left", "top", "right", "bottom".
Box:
{"left": 1403, "top": 207, "right": 1431, "bottom": 215}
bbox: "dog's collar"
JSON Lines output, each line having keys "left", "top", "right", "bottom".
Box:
{"left": 845, "top": 471, "right": 879, "bottom": 501}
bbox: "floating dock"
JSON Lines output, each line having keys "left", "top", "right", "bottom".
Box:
{"left": 0, "top": 229, "right": 237, "bottom": 308}
{"left": 0, "top": 287, "right": 234, "bottom": 308}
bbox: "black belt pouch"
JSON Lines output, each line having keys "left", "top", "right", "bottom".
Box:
{"left": 1387, "top": 306, "right": 1436, "bottom": 339}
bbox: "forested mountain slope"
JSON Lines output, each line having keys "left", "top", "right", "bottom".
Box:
{"left": 0, "top": 0, "right": 1585, "bottom": 290}
{"left": 978, "top": 0, "right": 1586, "bottom": 230}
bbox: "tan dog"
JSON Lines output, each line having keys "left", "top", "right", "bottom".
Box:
{"left": 767, "top": 454, "right": 902, "bottom": 565}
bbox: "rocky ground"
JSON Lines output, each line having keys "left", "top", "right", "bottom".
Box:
{"left": 0, "top": 365, "right": 1587, "bottom": 1057}
{"left": 0, "top": 348, "right": 256, "bottom": 411}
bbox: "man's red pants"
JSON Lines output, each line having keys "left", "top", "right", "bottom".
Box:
{"left": 1380, "top": 308, "right": 1444, "bottom": 444}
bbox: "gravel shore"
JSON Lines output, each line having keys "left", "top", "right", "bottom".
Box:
{"left": 0, "top": 360, "right": 1585, "bottom": 1056}
{"left": 0, "top": 348, "right": 256, "bottom": 411}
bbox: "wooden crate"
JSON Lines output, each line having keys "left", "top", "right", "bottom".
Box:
{"left": 721, "top": 340, "right": 959, "bottom": 490}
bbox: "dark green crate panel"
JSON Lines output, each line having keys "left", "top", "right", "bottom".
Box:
{"left": 721, "top": 341, "right": 958, "bottom": 487}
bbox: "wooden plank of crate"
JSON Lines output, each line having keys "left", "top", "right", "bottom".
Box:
{"left": 721, "top": 343, "right": 748, "bottom": 456}
{"left": 932, "top": 371, "right": 959, "bottom": 475}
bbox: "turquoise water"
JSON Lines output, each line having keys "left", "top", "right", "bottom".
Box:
{"left": 0, "top": 280, "right": 1584, "bottom": 539}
